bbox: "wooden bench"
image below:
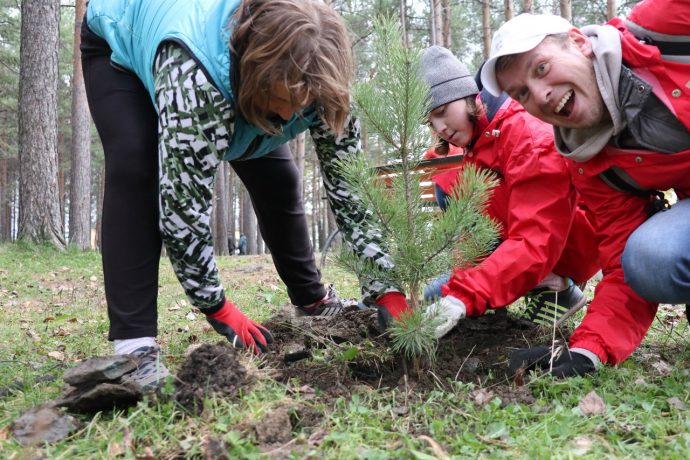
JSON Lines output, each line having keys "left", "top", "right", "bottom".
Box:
{"left": 320, "top": 154, "right": 465, "bottom": 268}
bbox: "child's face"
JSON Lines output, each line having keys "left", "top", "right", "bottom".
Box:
{"left": 266, "top": 83, "right": 313, "bottom": 122}
{"left": 428, "top": 99, "right": 474, "bottom": 148}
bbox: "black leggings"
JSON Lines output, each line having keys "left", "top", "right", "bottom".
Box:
{"left": 80, "top": 24, "right": 324, "bottom": 340}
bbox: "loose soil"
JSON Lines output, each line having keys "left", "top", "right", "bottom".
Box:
{"left": 260, "top": 305, "right": 563, "bottom": 404}
{"left": 173, "top": 342, "right": 252, "bottom": 414}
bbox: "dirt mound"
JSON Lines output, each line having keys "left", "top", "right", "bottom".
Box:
{"left": 173, "top": 342, "right": 251, "bottom": 414}
{"left": 262, "top": 305, "right": 563, "bottom": 400}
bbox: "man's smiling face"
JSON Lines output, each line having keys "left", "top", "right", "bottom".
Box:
{"left": 496, "top": 30, "right": 608, "bottom": 129}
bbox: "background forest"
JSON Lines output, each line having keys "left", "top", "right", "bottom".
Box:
{"left": 0, "top": 0, "right": 634, "bottom": 255}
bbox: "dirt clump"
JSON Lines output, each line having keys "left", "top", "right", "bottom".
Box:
{"left": 263, "top": 305, "right": 564, "bottom": 396}
{"left": 173, "top": 342, "right": 251, "bottom": 414}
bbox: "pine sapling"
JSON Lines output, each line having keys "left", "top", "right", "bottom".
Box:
{"left": 336, "top": 16, "right": 498, "bottom": 364}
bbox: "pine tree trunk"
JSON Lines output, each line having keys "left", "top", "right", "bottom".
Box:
{"left": 290, "top": 132, "right": 306, "bottom": 192}
{"left": 505, "top": 0, "right": 514, "bottom": 20}
{"left": 441, "top": 0, "right": 451, "bottom": 48}
{"left": 17, "top": 0, "right": 65, "bottom": 247}
{"left": 523, "top": 0, "right": 533, "bottom": 14}
{"left": 560, "top": 0, "right": 572, "bottom": 22}
{"left": 606, "top": 0, "right": 617, "bottom": 20}
{"left": 400, "top": 0, "right": 408, "bottom": 48}
{"left": 0, "top": 156, "right": 7, "bottom": 241}
{"left": 213, "top": 162, "right": 229, "bottom": 255}
{"left": 242, "top": 186, "right": 257, "bottom": 254}
{"left": 227, "top": 167, "right": 236, "bottom": 253}
{"left": 256, "top": 226, "right": 264, "bottom": 254}
{"left": 68, "top": 0, "right": 91, "bottom": 250}
{"left": 311, "top": 160, "right": 319, "bottom": 249}
{"left": 482, "top": 1, "right": 491, "bottom": 60}
{"left": 95, "top": 164, "right": 105, "bottom": 251}
{"left": 430, "top": 0, "right": 442, "bottom": 46}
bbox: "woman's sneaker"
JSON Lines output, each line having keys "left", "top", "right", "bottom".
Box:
{"left": 123, "top": 346, "right": 171, "bottom": 392}
{"left": 522, "top": 284, "right": 587, "bottom": 327}
{"left": 296, "top": 284, "right": 357, "bottom": 317}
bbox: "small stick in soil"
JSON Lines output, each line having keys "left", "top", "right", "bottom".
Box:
{"left": 418, "top": 435, "right": 451, "bottom": 460}
{"left": 454, "top": 345, "right": 477, "bottom": 381}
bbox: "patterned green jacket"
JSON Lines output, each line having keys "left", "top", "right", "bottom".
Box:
{"left": 155, "top": 43, "right": 397, "bottom": 310}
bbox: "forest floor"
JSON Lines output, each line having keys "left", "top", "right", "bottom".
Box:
{"left": 1, "top": 243, "right": 689, "bottom": 459}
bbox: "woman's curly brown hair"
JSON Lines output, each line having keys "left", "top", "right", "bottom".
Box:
{"left": 230, "top": 0, "right": 354, "bottom": 135}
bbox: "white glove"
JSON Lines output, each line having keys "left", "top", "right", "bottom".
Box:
{"left": 425, "top": 295, "right": 466, "bottom": 338}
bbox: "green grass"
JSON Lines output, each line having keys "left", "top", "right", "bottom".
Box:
{"left": 1, "top": 243, "right": 689, "bottom": 458}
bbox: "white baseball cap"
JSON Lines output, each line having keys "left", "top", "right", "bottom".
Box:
{"left": 480, "top": 14, "right": 573, "bottom": 96}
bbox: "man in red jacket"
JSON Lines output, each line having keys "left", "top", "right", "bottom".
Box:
{"left": 480, "top": 0, "right": 690, "bottom": 377}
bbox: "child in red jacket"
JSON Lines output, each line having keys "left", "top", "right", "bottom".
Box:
{"left": 420, "top": 46, "right": 600, "bottom": 333}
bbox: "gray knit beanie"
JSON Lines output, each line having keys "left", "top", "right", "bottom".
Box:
{"left": 421, "top": 46, "right": 478, "bottom": 111}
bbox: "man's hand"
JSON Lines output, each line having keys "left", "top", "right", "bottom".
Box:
{"left": 509, "top": 345, "right": 598, "bottom": 378}
{"left": 375, "top": 292, "right": 412, "bottom": 330}
{"left": 205, "top": 299, "right": 273, "bottom": 353}
{"left": 425, "top": 295, "right": 466, "bottom": 338}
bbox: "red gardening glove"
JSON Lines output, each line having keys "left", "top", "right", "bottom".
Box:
{"left": 205, "top": 299, "right": 273, "bottom": 353}
{"left": 375, "top": 292, "right": 412, "bottom": 330}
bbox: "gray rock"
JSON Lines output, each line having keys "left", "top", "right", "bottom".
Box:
{"left": 62, "top": 355, "right": 138, "bottom": 387}
{"left": 11, "top": 405, "right": 80, "bottom": 446}
{"left": 55, "top": 381, "right": 142, "bottom": 413}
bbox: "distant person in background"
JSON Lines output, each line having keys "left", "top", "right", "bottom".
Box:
{"left": 422, "top": 143, "right": 464, "bottom": 211}
{"left": 419, "top": 46, "right": 600, "bottom": 339}
{"left": 227, "top": 236, "right": 236, "bottom": 255}
{"left": 238, "top": 233, "right": 247, "bottom": 256}
{"left": 81, "top": 0, "right": 416, "bottom": 390}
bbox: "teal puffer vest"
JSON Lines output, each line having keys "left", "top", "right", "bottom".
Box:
{"left": 86, "top": 0, "right": 318, "bottom": 160}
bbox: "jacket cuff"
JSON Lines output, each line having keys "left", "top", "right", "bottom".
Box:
{"left": 568, "top": 339, "right": 608, "bottom": 364}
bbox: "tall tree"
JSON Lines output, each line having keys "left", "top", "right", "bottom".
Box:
{"left": 68, "top": 0, "right": 91, "bottom": 250}
{"left": 523, "top": 0, "right": 533, "bottom": 14}
{"left": 481, "top": 1, "right": 491, "bottom": 59}
{"left": 505, "top": 0, "right": 514, "bottom": 20}
{"left": 17, "top": 0, "right": 65, "bottom": 247}
{"left": 607, "top": 0, "right": 617, "bottom": 19}
{"left": 213, "top": 162, "right": 229, "bottom": 255}
{"left": 241, "top": 185, "right": 257, "bottom": 254}
{"left": 400, "top": 0, "right": 408, "bottom": 47}
{"left": 441, "top": 0, "right": 451, "bottom": 48}
{"left": 430, "top": 0, "right": 442, "bottom": 46}
{"left": 560, "top": 0, "right": 572, "bottom": 21}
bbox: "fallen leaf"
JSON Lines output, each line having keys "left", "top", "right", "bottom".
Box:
{"left": 572, "top": 436, "right": 593, "bottom": 455}
{"left": 136, "top": 446, "right": 156, "bottom": 460}
{"left": 108, "top": 441, "right": 125, "bottom": 457}
{"left": 185, "top": 312, "right": 197, "bottom": 321}
{"left": 633, "top": 377, "right": 646, "bottom": 386}
{"left": 43, "top": 316, "right": 55, "bottom": 322}
{"left": 47, "top": 351, "right": 65, "bottom": 362}
{"left": 0, "top": 425, "right": 9, "bottom": 441}
{"left": 652, "top": 360, "right": 673, "bottom": 376}
{"left": 168, "top": 305, "right": 181, "bottom": 311}
{"left": 392, "top": 405, "right": 409, "bottom": 416}
{"left": 26, "top": 329, "right": 41, "bottom": 342}
{"left": 578, "top": 390, "right": 605, "bottom": 416}
{"left": 667, "top": 397, "right": 687, "bottom": 411}
{"left": 89, "top": 276, "right": 98, "bottom": 282}
{"left": 296, "top": 384, "right": 316, "bottom": 400}
{"left": 308, "top": 429, "right": 327, "bottom": 447}
{"left": 54, "top": 327, "right": 71, "bottom": 337}
{"left": 471, "top": 388, "right": 495, "bottom": 406}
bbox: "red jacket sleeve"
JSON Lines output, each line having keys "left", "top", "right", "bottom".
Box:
{"left": 443, "top": 113, "right": 578, "bottom": 316}
{"left": 567, "top": 169, "right": 658, "bottom": 365}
